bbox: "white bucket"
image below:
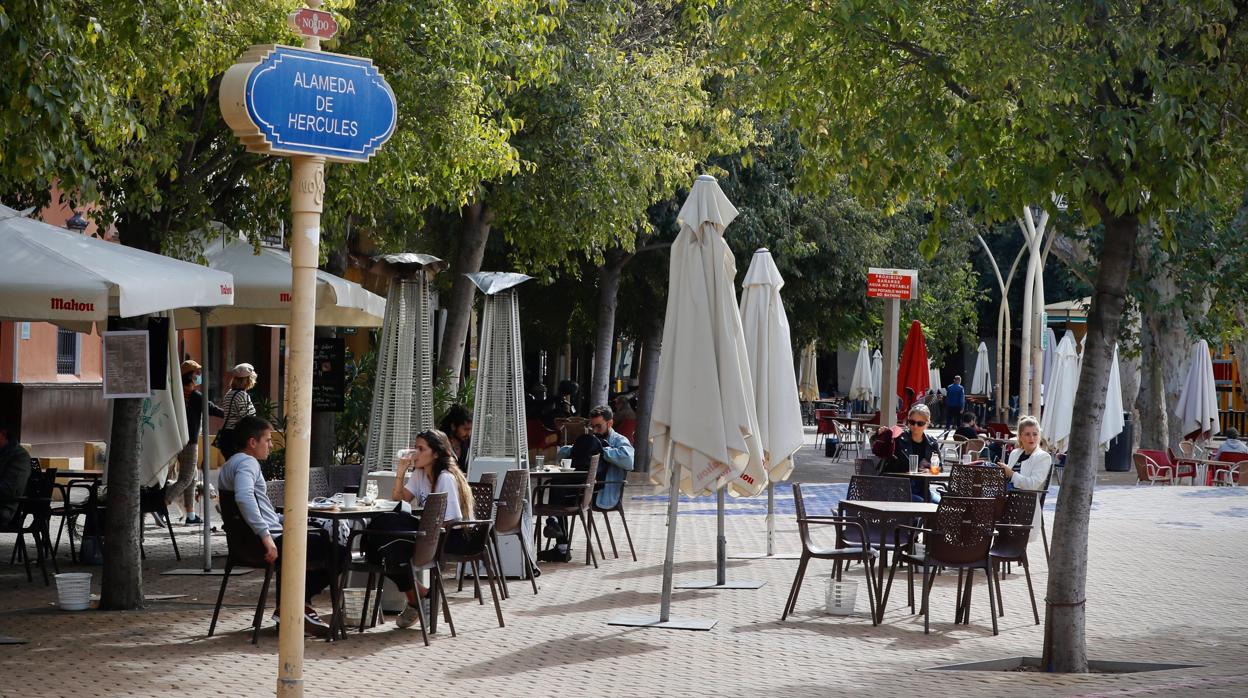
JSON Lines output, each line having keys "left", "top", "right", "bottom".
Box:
{"left": 340, "top": 587, "right": 368, "bottom": 624}
{"left": 825, "top": 578, "right": 858, "bottom": 616}
{"left": 55, "top": 572, "right": 92, "bottom": 611}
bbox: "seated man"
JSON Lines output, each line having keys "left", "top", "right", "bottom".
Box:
{"left": 0, "top": 419, "right": 32, "bottom": 528}
{"left": 557, "top": 405, "right": 635, "bottom": 510}
{"left": 218, "top": 416, "right": 342, "bottom": 637}
{"left": 1214, "top": 428, "right": 1248, "bottom": 460}
{"left": 954, "top": 412, "right": 986, "bottom": 441}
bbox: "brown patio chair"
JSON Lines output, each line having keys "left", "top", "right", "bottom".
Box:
{"left": 885, "top": 495, "right": 999, "bottom": 635}
{"left": 441, "top": 514, "right": 506, "bottom": 629}
{"left": 457, "top": 479, "right": 506, "bottom": 599}
{"left": 532, "top": 455, "right": 600, "bottom": 568}
{"left": 2, "top": 463, "right": 59, "bottom": 584}
{"left": 989, "top": 490, "right": 1040, "bottom": 625}
{"left": 591, "top": 479, "right": 637, "bottom": 562}
{"left": 853, "top": 458, "right": 878, "bottom": 476}
{"left": 782, "top": 482, "right": 878, "bottom": 624}
{"left": 946, "top": 463, "right": 1007, "bottom": 518}
{"left": 345, "top": 492, "right": 452, "bottom": 645}
{"left": 493, "top": 469, "right": 540, "bottom": 594}
{"left": 209, "top": 491, "right": 333, "bottom": 644}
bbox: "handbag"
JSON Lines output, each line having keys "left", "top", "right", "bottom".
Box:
{"left": 213, "top": 427, "right": 236, "bottom": 456}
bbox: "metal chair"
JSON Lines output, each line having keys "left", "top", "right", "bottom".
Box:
{"left": 989, "top": 490, "right": 1040, "bottom": 625}
{"left": 493, "top": 469, "right": 540, "bottom": 594}
{"left": 813, "top": 409, "right": 838, "bottom": 453}
{"left": 1133, "top": 452, "right": 1173, "bottom": 485}
{"left": 2, "top": 463, "right": 59, "bottom": 584}
{"left": 591, "top": 479, "right": 637, "bottom": 561}
{"left": 532, "top": 456, "right": 600, "bottom": 568}
{"left": 885, "top": 496, "right": 999, "bottom": 635}
{"left": 782, "top": 483, "right": 878, "bottom": 624}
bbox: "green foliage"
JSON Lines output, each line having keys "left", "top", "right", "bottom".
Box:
{"left": 720, "top": 0, "right": 1248, "bottom": 229}
{"left": 433, "top": 368, "right": 475, "bottom": 425}
{"left": 252, "top": 395, "right": 288, "bottom": 480}
{"left": 334, "top": 341, "right": 377, "bottom": 464}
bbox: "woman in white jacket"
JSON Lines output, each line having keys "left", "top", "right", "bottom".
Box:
{"left": 999, "top": 415, "right": 1051, "bottom": 542}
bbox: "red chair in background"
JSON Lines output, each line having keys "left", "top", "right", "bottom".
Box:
{"left": 814, "top": 409, "right": 838, "bottom": 452}
{"left": 1210, "top": 452, "right": 1248, "bottom": 486}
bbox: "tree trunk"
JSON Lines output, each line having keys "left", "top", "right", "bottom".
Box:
{"left": 100, "top": 322, "right": 147, "bottom": 610}
{"left": 437, "top": 199, "right": 492, "bottom": 388}
{"left": 632, "top": 315, "right": 663, "bottom": 474}
{"left": 1042, "top": 211, "right": 1139, "bottom": 672}
{"left": 1234, "top": 306, "right": 1248, "bottom": 406}
{"left": 589, "top": 251, "right": 627, "bottom": 408}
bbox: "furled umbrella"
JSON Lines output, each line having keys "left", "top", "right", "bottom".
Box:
{"left": 1039, "top": 332, "right": 1079, "bottom": 451}
{"left": 1041, "top": 327, "right": 1058, "bottom": 404}
{"left": 971, "top": 341, "right": 991, "bottom": 395}
{"left": 870, "top": 349, "right": 882, "bottom": 411}
{"left": 848, "top": 339, "right": 874, "bottom": 409}
{"left": 1175, "top": 339, "right": 1221, "bottom": 442}
{"left": 735, "top": 249, "right": 804, "bottom": 560}
{"left": 798, "top": 341, "right": 819, "bottom": 402}
{"left": 1099, "top": 344, "right": 1125, "bottom": 449}
{"left": 609, "top": 175, "right": 765, "bottom": 631}
{"left": 896, "top": 320, "right": 931, "bottom": 416}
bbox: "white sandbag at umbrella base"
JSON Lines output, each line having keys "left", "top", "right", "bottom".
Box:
{"left": 609, "top": 175, "right": 765, "bottom": 630}
{"left": 171, "top": 234, "right": 384, "bottom": 329}
{"left": 0, "top": 204, "right": 234, "bottom": 325}
{"left": 1175, "top": 339, "right": 1221, "bottom": 441}
{"left": 731, "top": 248, "right": 804, "bottom": 560}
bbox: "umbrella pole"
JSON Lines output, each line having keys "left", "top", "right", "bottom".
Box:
{"left": 765, "top": 481, "right": 775, "bottom": 557}
{"left": 716, "top": 488, "right": 727, "bottom": 586}
{"left": 200, "top": 309, "right": 212, "bottom": 572}
{"left": 659, "top": 460, "right": 680, "bottom": 623}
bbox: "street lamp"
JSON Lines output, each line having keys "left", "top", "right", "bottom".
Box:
{"left": 65, "top": 210, "right": 89, "bottom": 234}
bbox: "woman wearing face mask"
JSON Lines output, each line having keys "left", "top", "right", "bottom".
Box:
{"left": 375, "top": 429, "right": 474, "bottom": 629}
{"left": 999, "top": 416, "right": 1052, "bottom": 541}
{"left": 165, "top": 361, "right": 223, "bottom": 523}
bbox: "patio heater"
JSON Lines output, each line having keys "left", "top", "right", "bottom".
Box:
{"left": 361, "top": 254, "right": 443, "bottom": 488}
{"left": 466, "top": 272, "right": 533, "bottom": 576}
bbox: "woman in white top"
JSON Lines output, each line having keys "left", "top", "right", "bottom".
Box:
{"left": 998, "top": 415, "right": 1052, "bottom": 541}
{"left": 382, "top": 429, "right": 474, "bottom": 628}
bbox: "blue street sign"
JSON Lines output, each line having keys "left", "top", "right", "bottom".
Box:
{"left": 223, "top": 45, "right": 396, "bottom": 163}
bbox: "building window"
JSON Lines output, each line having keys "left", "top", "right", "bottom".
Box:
{"left": 56, "top": 328, "right": 79, "bottom": 375}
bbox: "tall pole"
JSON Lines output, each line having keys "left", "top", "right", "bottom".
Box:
{"left": 881, "top": 298, "right": 900, "bottom": 425}
{"left": 277, "top": 18, "right": 325, "bottom": 696}
{"left": 659, "top": 456, "right": 679, "bottom": 622}
{"left": 199, "top": 309, "right": 213, "bottom": 571}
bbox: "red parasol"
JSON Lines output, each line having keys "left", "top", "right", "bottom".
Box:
{"left": 896, "top": 320, "right": 931, "bottom": 410}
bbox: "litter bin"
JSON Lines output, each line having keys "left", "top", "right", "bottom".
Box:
{"left": 1105, "top": 411, "right": 1132, "bottom": 471}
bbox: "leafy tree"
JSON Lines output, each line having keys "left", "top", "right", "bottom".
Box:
{"left": 721, "top": 0, "right": 1248, "bottom": 671}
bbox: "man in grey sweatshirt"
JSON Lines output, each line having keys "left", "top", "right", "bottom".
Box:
{"left": 218, "top": 416, "right": 341, "bottom": 637}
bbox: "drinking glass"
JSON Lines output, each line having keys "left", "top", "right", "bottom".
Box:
{"left": 962, "top": 452, "right": 972, "bottom": 465}
{"left": 535, "top": 455, "right": 545, "bottom": 470}
{"left": 365, "top": 479, "right": 379, "bottom": 501}
{"left": 908, "top": 454, "right": 919, "bottom": 474}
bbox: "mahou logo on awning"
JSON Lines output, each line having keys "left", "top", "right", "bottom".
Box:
{"left": 50, "top": 297, "right": 95, "bottom": 312}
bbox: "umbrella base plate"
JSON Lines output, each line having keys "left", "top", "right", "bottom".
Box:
{"left": 607, "top": 614, "right": 717, "bottom": 631}
{"left": 727, "top": 552, "right": 801, "bottom": 560}
{"left": 161, "top": 568, "right": 253, "bottom": 577}
{"left": 674, "top": 580, "right": 766, "bottom": 590}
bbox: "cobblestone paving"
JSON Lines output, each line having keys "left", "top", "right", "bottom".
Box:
{"left": 2, "top": 443, "right": 1245, "bottom": 697}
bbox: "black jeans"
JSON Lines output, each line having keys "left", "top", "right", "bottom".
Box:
{"left": 361, "top": 512, "right": 474, "bottom": 594}
{"left": 274, "top": 531, "right": 346, "bottom": 604}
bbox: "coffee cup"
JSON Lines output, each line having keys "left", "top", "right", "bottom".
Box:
{"left": 342, "top": 492, "right": 357, "bottom": 508}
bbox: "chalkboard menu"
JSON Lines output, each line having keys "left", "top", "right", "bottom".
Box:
{"left": 312, "top": 337, "right": 345, "bottom": 412}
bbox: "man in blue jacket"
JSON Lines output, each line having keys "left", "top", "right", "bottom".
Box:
{"left": 944, "top": 375, "right": 966, "bottom": 432}
{"left": 557, "top": 404, "right": 635, "bottom": 509}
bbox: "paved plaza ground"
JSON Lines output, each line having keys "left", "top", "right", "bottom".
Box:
{"left": 3, "top": 435, "right": 1247, "bottom": 697}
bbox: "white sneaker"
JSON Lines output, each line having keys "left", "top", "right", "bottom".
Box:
{"left": 396, "top": 602, "right": 421, "bottom": 629}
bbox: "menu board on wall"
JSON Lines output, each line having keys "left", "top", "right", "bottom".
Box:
{"left": 102, "top": 330, "right": 151, "bottom": 399}
{"left": 312, "top": 336, "right": 345, "bottom": 413}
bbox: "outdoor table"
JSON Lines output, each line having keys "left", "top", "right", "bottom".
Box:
{"left": 277, "top": 501, "right": 404, "bottom": 640}
{"left": 1179, "top": 458, "right": 1233, "bottom": 486}
{"left": 884, "top": 471, "right": 950, "bottom": 502}
{"left": 836, "top": 500, "right": 939, "bottom": 620}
